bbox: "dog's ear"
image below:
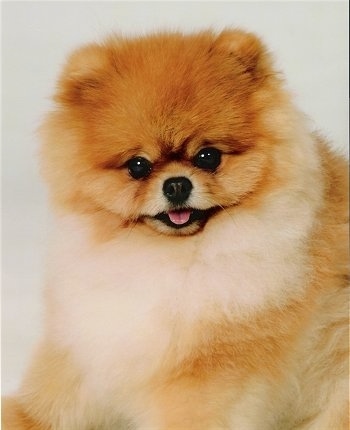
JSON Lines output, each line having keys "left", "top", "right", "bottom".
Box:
{"left": 214, "top": 29, "right": 273, "bottom": 78}
{"left": 55, "top": 44, "right": 112, "bottom": 106}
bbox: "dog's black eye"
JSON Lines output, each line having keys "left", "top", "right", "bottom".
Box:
{"left": 193, "top": 147, "right": 222, "bottom": 171}
{"left": 127, "top": 157, "right": 152, "bottom": 179}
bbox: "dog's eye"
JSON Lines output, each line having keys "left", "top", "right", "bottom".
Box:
{"left": 127, "top": 157, "right": 152, "bottom": 179}
{"left": 193, "top": 147, "right": 222, "bottom": 171}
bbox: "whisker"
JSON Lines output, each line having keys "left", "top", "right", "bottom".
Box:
{"left": 124, "top": 218, "right": 138, "bottom": 240}
{"left": 196, "top": 193, "right": 236, "bottom": 226}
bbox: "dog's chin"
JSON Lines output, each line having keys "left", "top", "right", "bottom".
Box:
{"left": 143, "top": 208, "right": 218, "bottom": 236}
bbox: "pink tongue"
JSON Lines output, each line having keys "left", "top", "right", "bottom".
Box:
{"left": 168, "top": 210, "right": 192, "bottom": 225}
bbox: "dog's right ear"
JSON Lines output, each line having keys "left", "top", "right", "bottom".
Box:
{"left": 55, "top": 43, "right": 112, "bottom": 107}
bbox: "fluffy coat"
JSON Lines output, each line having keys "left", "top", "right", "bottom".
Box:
{"left": 2, "top": 29, "right": 349, "bottom": 430}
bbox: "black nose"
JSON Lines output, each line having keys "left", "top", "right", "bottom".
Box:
{"left": 163, "top": 177, "right": 193, "bottom": 204}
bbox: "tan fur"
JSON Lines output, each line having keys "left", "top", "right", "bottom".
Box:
{"left": 2, "top": 29, "right": 348, "bottom": 429}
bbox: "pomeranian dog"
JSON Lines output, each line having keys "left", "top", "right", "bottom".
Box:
{"left": 2, "top": 29, "right": 348, "bottom": 430}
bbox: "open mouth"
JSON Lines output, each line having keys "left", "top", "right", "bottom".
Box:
{"left": 153, "top": 208, "right": 217, "bottom": 229}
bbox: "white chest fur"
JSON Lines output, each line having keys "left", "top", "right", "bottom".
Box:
{"left": 46, "top": 198, "right": 313, "bottom": 402}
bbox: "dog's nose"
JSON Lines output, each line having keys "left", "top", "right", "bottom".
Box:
{"left": 163, "top": 177, "right": 193, "bottom": 204}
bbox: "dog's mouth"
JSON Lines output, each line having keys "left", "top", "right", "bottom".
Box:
{"left": 153, "top": 207, "right": 217, "bottom": 230}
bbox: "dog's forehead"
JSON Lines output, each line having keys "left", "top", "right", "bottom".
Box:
{"left": 93, "top": 36, "right": 261, "bottom": 161}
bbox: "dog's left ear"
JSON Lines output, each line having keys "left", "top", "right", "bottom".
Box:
{"left": 214, "top": 29, "right": 273, "bottom": 77}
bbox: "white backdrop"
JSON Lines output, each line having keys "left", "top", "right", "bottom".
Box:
{"left": 2, "top": 1, "right": 348, "bottom": 394}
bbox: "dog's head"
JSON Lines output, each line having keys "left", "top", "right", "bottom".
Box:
{"left": 41, "top": 30, "right": 296, "bottom": 236}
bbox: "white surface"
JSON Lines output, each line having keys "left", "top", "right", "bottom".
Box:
{"left": 2, "top": 1, "right": 348, "bottom": 395}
